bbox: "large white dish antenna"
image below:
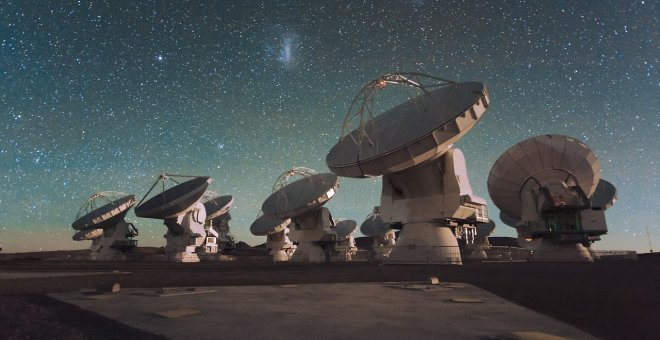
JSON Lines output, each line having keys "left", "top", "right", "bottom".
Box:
{"left": 261, "top": 173, "right": 339, "bottom": 219}
{"left": 487, "top": 135, "right": 600, "bottom": 219}
{"left": 72, "top": 193, "right": 136, "bottom": 230}
{"left": 135, "top": 175, "right": 211, "bottom": 219}
{"left": 327, "top": 75, "right": 489, "bottom": 178}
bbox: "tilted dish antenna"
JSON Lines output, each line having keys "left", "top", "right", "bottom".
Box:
{"left": 487, "top": 135, "right": 600, "bottom": 221}
{"left": 259, "top": 168, "right": 341, "bottom": 262}
{"left": 72, "top": 228, "right": 104, "bottom": 241}
{"left": 251, "top": 212, "right": 292, "bottom": 236}
{"left": 327, "top": 72, "right": 485, "bottom": 178}
{"left": 72, "top": 191, "right": 136, "bottom": 231}
{"left": 202, "top": 191, "right": 235, "bottom": 221}
{"left": 334, "top": 219, "right": 358, "bottom": 238}
{"left": 590, "top": 179, "right": 617, "bottom": 210}
{"left": 360, "top": 210, "right": 392, "bottom": 238}
{"left": 71, "top": 191, "right": 138, "bottom": 260}
{"left": 327, "top": 72, "right": 490, "bottom": 264}
{"left": 135, "top": 174, "right": 211, "bottom": 219}
{"left": 262, "top": 171, "right": 339, "bottom": 221}
{"left": 333, "top": 219, "right": 359, "bottom": 261}
{"left": 360, "top": 208, "right": 397, "bottom": 258}
{"left": 200, "top": 191, "right": 236, "bottom": 253}
{"left": 487, "top": 135, "right": 615, "bottom": 262}
{"left": 135, "top": 174, "right": 212, "bottom": 262}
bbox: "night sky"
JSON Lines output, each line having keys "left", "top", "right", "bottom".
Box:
{"left": 1, "top": 1, "right": 657, "bottom": 253}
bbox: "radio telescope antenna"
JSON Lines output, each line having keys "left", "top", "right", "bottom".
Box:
{"left": 200, "top": 191, "right": 237, "bottom": 254}
{"left": 328, "top": 73, "right": 490, "bottom": 264}
{"left": 255, "top": 167, "right": 351, "bottom": 262}
{"left": 250, "top": 210, "right": 296, "bottom": 262}
{"left": 340, "top": 72, "right": 456, "bottom": 144}
{"left": 360, "top": 207, "right": 396, "bottom": 259}
{"left": 71, "top": 191, "right": 138, "bottom": 261}
{"left": 135, "top": 174, "right": 211, "bottom": 262}
{"left": 333, "top": 219, "right": 359, "bottom": 261}
{"left": 488, "top": 135, "right": 616, "bottom": 262}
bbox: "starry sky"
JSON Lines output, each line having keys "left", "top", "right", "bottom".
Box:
{"left": 1, "top": 0, "right": 657, "bottom": 253}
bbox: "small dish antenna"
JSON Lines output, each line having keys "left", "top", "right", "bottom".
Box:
{"left": 359, "top": 207, "right": 396, "bottom": 259}
{"left": 250, "top": 212, "right": 296, "bottom": 262}
{"left": 256, "top": 167, "right": 348, "bottom": 262}
{"left": 71, "top": 191, "right": 138, "bottom": 261}
{"left": 201, "top": 192, "right": 237, "bottom": 253}
{"left": 327, "top": 72, "right": 490, "bottom": 264}
{"left": 488, "top": 135, "right": 616, "bottom": 262}
{"left": 135, "top": 174, "right": 212, "bottom": 262}
{"left": 333, "top": 219, "right": 359, "bottom": 261}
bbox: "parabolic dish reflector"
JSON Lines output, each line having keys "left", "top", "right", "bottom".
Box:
{"left": 250, "top": 214, "right": 291, "bottom": 236}
{"left": 334, "top": 220, "right": 357, "bottom": 238}
{"left": 262, "top": 173, "right": 339, "bottom": 219}
{"left": 204, "top": 195, "right": 234, "bottom": 221}
{"left": 360, "top": 213, "right": 390, "bottom": 237}
{"left": 590, "top": 179, "right": 617, "bottom": 210}
{"left": 72, "top": 194, "right": 136, "bottom": 231}
{"left": 476, "top": 219, "right": 496, "bottom": 236}
{"left": 327, "top": 81, "right": 489, "bottom": 178}
{"left": 72, "top": 227, "right": 104, "bottom": 241}
{"left": 135, "top": 176, "right": 211, "bottom": 219}
{"left": 499, "top": 211, "right": 520, "bottom": 228}
{"left": 487, "top": 135, "right": 600, "bottom": 219}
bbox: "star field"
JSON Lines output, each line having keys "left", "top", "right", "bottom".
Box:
{"left": 0, "top": 1, "right": 657, "bottom": 253}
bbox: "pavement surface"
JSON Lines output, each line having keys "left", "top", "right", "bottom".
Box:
{"left": 50, "top": 282, "right": 597, "bottom": 340}
{"left": 2, "top": 258, "right": 659, "bottom": 340}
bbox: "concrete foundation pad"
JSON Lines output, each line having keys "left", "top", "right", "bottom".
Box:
{"left": 50, "top": 282, "right": 597, "bottom": 339}
{"left": 0, "top": 271, "right": 125, "bottom": 280}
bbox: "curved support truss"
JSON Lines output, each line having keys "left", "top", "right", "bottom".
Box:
{"left": 340, "top": 72, "right": 456, "bottom": 146}
{"left": 75, "top": 191, "right": 132, "bottom": 220}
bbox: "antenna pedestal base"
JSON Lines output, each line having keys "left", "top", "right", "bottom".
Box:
{"left": 333, "top": 237, "right": 358, "bottom": 262}
{"left": 88, "top": 221, "right": 135, "bottom": 261}
{"left": 289, "top": 229, "right": 328, "bottom": 262}
{"left": 166, "top": 249, "right": 201, "bottom": 263}
{"left": 267, "top": 229, "right": 296, "bottom": 262}
{"left": 288, "top": 207, "right": 335, "bottom": 262}
{"left": 530, "top": 239, "right": 594, "bottom": 262}
{"left": 386, "top": 223, "right": 462, "bottom": 265}
{"left": 162, "top": 204, "right": 206, "bottom": 262}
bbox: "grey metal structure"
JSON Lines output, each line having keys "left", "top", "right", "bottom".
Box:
{"left": 327, "top": 73, "right": 490, "bottom": 264}
{"left": 71, "top": 192, "right": 138, "bottom": 261}
{"left": 487, "top": 135, "right": 617, "bottom": 262}
{"left": 135, "top": 174, "right": 212, "bottom": 262}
